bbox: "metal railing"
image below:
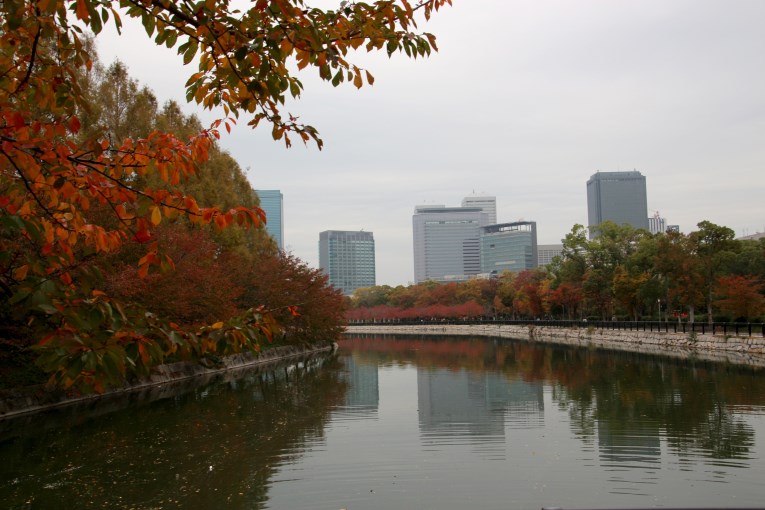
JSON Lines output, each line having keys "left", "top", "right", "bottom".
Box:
{"left": 347, "top": 318, "right": 765, "bottom": 337}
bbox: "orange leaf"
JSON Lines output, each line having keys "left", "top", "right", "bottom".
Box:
{"left": 37, "top": 333, "right": 56, "bottom": 346}
{"left": 138, "top": 343, "right": 149, "bottom": 363}
{"left": 13, "top": 265, "right": 29, "bottom": 281}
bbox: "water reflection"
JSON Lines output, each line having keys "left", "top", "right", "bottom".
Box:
{"left": 417, "top": 368, "right": 544, "bottom": 457}
{"left": 0, "top": 356, "right": 348, "bottom": 509}
{"left": 3, "top": 336, "right": 765, "bottom": 509}
{"left": 337, "top": 355, "right": 379, "bottom": 417}
{"left": 341, "top": 334, "right": 765, "bottom": 503}
{"left": 546, "top": 348, "right": 761, "bottom": 466}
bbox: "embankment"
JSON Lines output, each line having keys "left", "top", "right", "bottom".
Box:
{"left": 345, "top": 324, "right": 765, "bottom": 368}
{"left": 0, "top": 343, "right": 336, "bottom": 420}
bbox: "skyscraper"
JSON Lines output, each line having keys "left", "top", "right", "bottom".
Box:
{"left": 412, "top": 205, "right": 488, "bottom": 283}
{"left": 462, "top": 194, "right": 497, "bottom": 225}
{"left": 480, "top": 221, "right": 538, "bottom": 274}
{"left": 255, "top": 189, "right": 284, "bottom": 249}
{"left": 586, "top": 171, "right": 648, "bottom": 237}
{"left": 318, "top": 230, "right": 375, "bottom": 295}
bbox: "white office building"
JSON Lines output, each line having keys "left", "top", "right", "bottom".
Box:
{"left": 462, "top": 194, "right": 497, "bottom": 226}
{"left": 413, "top": 205, "right": 488, "bottom": 283}
{"left": 648, "top": 213, "right": 667, "bottom": 235}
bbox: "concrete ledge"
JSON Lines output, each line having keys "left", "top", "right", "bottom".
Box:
{"left": 0, "top": 343, "right": 336, "bottom": 420}
{"left": 345, "top": 325, "right": 765, "bottom": 368}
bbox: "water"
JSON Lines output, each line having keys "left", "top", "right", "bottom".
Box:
{"left": 2, "top": 335, "right": 765, "bottom": 509}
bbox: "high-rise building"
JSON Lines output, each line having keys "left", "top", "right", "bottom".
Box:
{"left": 648, "top": 212, "right": 666, "bottom": 235}
{"left": 412, "top": 205, "right": 488, "bottom": 283}
{"left": 537, "top": 244, "right": 564, "bottom": 266}
{"left": 255, "top": 189, "right": 284, "bottom": 249}
{"left": 462, "top": 194, "right": 497, "bottom": 225}
{"left": 480, "top": 221, "right": 538, "bottom": 274}
{"left": 586, "top": 170, "right": 648, "bottom": 237}
{"left": 318, "top": 230, "right": 375, "bottom": 295}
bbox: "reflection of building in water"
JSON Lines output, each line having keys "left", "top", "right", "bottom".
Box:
{"left": 597, "top": 420, "right": 661, "bottom": 465}
{"left": 595, "top": 420, "right": 662, "bottom": 495}
{"left": 417, "top": 368, "right": 544, "bottom": 441}
{"left": 339, "top": 355, "right": 379, "bottom": 413}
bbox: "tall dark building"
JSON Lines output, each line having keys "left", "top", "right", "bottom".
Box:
{"left": 255, "top": 189, "right": 284, "bottom": 249}
{"left": 586, "top": 170, "right": 648, "bottom": 237}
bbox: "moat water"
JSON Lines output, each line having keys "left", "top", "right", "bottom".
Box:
{"left": 2, "top": 334, "right": 765, "bottom": 509}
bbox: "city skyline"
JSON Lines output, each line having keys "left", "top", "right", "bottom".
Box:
{"left": 95, "top": 0, "right": 765, "bottom": 286}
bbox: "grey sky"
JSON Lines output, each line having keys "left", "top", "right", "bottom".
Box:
{"left": 96, "top": 0, "right": 765, "bottom": 286}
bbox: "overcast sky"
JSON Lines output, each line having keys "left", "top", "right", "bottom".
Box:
{"left": 96, "top": 0, "right": 765, "bottom": 286}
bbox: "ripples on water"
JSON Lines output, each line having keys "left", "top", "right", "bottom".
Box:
{"left": 2, "top": 336, "right": 765, "bottom": 509}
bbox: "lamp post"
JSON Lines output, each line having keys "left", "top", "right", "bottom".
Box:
{"left": 657, "top": 299, "right": 662, "bottom": 322}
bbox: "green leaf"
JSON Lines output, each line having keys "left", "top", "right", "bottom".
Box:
{"left": 90, "top": 12, "right": 103, "bottom": 34}
{"left": 66, "top": 356, "right": 85, "bottom": 379}
{"left": 102, "top": 351, "right": 123, "bottom": 383}
{"left": 142, "top": 12, "right": 156, "bottom": 37}
{"left": 8, "top": 289, "right": 31, "bottom": 305}
{"left": 165, "top": 29, "right": 178, "bottom": 48}
{"left": 183, "top": 41, "right": 198, "bottom": 65}
{"left": 38, "top": 304, "right": 59, "bottom": 315}
{"left": 331, "top": 70, "right": 343, "bottom": 87}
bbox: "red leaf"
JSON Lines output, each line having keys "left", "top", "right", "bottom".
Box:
{"left": 133, "top": 229, "right": 152, "bottom": 243}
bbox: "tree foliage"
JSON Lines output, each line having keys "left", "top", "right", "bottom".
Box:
{"left": 348, "top": 221, "right": 765, "bottom": 323}
{"left": 1, "top": 0, "right": 449, "bottom": 391}
{"left": 714, "top": 275, "right": 765, "bottom": 322}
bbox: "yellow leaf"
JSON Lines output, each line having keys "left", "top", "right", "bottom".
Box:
{"left": 150, "top": 206, "right": 161, "bottom": 226}
{"left": 211, "top": 322, "right": 224, "bottom": 329}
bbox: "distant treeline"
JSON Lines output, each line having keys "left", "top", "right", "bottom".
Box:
{"left": 347, "top": 221, "right": 765, "bottom": 323}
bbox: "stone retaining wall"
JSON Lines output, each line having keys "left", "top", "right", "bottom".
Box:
{"left": 0, "top": 343, "right": 336, "bottom": 420}
{"left": 346, "top": 324, "right": 765, "bottom": 368}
